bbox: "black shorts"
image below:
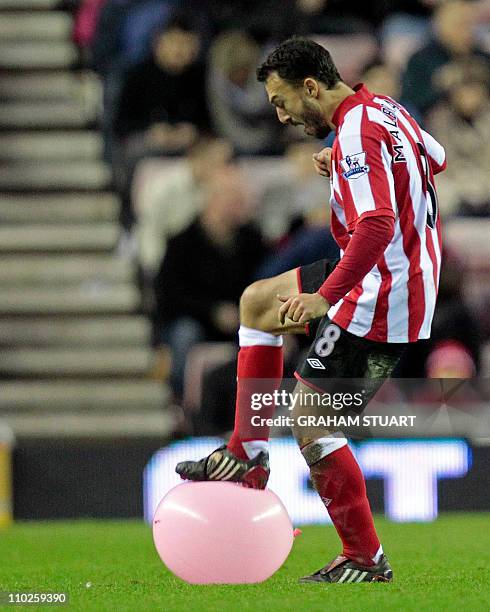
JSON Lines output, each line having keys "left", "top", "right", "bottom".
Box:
{"left": 295, "top": 259, "right": 406, "bottom": 402}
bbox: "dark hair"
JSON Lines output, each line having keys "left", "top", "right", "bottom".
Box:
{"left": 257, "top": 37, "right": 342, "bottom": 88}
{"left": 164, "top": 11, "right": 202, "bottom": 34}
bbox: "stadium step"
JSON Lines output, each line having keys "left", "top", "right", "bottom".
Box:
{"left": 0, "top": 11, "right": 72, "bottom": 40}
{"left": 0, "top": 71, "right": 99, "bottom": 102}
{"left": 0, "top": 101, "right": 96, "bottom": 129}
{"left": 2, "top": 410, "right": 175, "bottom": 438}
{"left": 0, "top": 132, "right": 103, "bottom": 161}
{"left": 0, "top": 347, "right": 153, "bottom": 378}
{"left": 0, "top": 41, "right": 77, "bottom": 70}
{"left": 0, "top": 316, "right": 150, "bottom": 348}
{"left": 0, "top": 254, "right": 132, "bottom": 285}
{"left": 0, "top": 3, "right": 172, "bottom": 436}
{"left": 0, "top": 161, "right": 111, "bottom": 191}
{"left": 0, "top": 380, "right": 168, "bottom": 412}
{"left": 0, "top": 223, "right": 118, "bottom": 252}
{"left": 0, "top": 193, "right": 118, "bottom": 224}
{"left": 0, "top": 0, "right": 59, "bottom": 8}
{"left": 0, "top": 285, "right": 139, "bottom": 315}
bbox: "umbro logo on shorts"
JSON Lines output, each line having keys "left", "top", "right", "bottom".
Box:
{"left": 307, "top": 358, "right": 325, "bottom": 370}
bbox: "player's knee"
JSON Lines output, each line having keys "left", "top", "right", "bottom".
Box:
{"left": 240, "top": 280, "right": 269, "bottom": 330}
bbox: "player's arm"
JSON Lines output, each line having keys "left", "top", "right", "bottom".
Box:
{"left": 317, "top": 215, "right": 394, "bottom": 305}
{"left": 276, "top": 213, "right": 394, "bottom": 324}
{"left": 278, "top": 119, "right": 397, "bottom": 324}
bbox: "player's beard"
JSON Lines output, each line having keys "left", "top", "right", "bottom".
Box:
{"left": 302, "top": 99, "right": 330, "bottom": 139}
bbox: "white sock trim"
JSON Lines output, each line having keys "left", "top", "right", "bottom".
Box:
{"left": 301, "top": 434, "right": 347, "bottom": 465}
{"left": 242, "top": 440, "right": 269, "bottom": 460}
{"left": 239, "top": 325, "right": 283, "bottom": 347}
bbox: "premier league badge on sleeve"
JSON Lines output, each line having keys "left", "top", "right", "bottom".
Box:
{"left": 340, "top": 152, "right": 370, "bottom": 180}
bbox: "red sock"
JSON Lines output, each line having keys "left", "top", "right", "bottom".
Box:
{"left": 228, "top": 344, "right": 283, "bottom": 460}
{"left": 310, "top": 445, "right": 381, "bottom": 566}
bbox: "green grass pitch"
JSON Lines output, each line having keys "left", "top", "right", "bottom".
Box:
{"left": 1, "top": 514, "right": 489, "bottom": 611}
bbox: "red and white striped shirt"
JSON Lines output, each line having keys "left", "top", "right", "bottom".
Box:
{"left": 327, "top": 84, "right": 445, "bottom": 343}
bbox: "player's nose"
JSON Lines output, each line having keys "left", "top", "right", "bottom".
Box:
{"left": 276, "top": 107, "right": 291, "bottom": 124}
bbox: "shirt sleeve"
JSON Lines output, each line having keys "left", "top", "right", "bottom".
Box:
{"left": 420, "top": 128, "right": 447, "bottom": 175}
{"left": 336, "top": 109, "right": 397, "bottom": 231}
{"left": 318, "top": 214, "right": 395, "bottom": 305}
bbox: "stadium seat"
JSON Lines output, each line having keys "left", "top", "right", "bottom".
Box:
{"left": 131, "top": 157, "right": 182, "bottom": 218}
{"left": 183, "top": 342, "right": 237, "bottom": 412}
{"left": 132, "top": 156, "right": 293, "bottom": 224}
{"left": 445, "top": 218, "right": 490, "bottom": 269}
{"left": 445, "top": 218, "right": 490, "bottom": 338}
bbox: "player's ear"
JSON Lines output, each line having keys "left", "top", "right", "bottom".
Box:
{"left": 303, "top": 78, "right": 319, "bottom": 99}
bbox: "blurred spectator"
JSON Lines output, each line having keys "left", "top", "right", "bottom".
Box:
{"left": 361, "top": 61, "right": 401, "bottom": 100}
{"left": 114, "top": 14, "right": 208, "bottom": 144}
{"left": 295, "top": 0, "right": 377, "bottom": 34}
{"left": 257, "top": 141, "right": 331, "bottom": 241}
{"left": 427, "top": 58, "right": 490, "bottom": 216}
{"left": 135, "top": 137, "right": 233, "bottom": 276}
{"left": 202, "top": 0, "right": 299, "bottom": 42}
{"left": 379, "top": 0, "right": 435, "bottom": 72}
{"left": 154, "top": 167, "right": 268, "bottom": 397}
{"left": 426, "top": 340, "right": 477, "bottom": 377}
{"left": 207, "top": 31, "right": 286, "bottom": 154}
{"left": 91, "top": 0, "right": 181, "bottom": 76}
{"left": 401, "top": 0, "right": 489, "bottom": 117}
{"left": 396, "top": 248, "right": 481, "bottom": 377}
{"left": 112, "top": 13, "right": 210, "bottom": 228}
{"left": 72, "top": 0, "right": 107, "bottom": 54}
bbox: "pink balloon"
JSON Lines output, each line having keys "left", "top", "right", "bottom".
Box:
{"left": 153, "top": 482, "right": 294, "bottom": 584}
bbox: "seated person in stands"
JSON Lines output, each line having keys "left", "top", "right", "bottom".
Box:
{"left": 401, "top": 0, "right": 489, "bottom": 117}
{"left": 112, "top": 12, "right": 210, "bottom": 227}
{"left": 206, "top": 31, "right": 286, "bottom": 155}
{"left": 114, "top": 12, "right": 209, "bottom": 150}
{"left": 135, "top": 136, "right": 233, "bottom": 278}
{"left": 154, "top": 166, "right": 268, "bottom": 399}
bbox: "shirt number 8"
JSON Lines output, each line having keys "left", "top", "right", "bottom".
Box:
{"left": 315, "top": 324, "right": 341, "bottom": 357}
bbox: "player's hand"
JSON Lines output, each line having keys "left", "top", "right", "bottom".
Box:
{"left": 313, "top": 147, "right": 332, "bottom": 178}
{"left": 277, "top": 292, "right": 330, "bottom": 325}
